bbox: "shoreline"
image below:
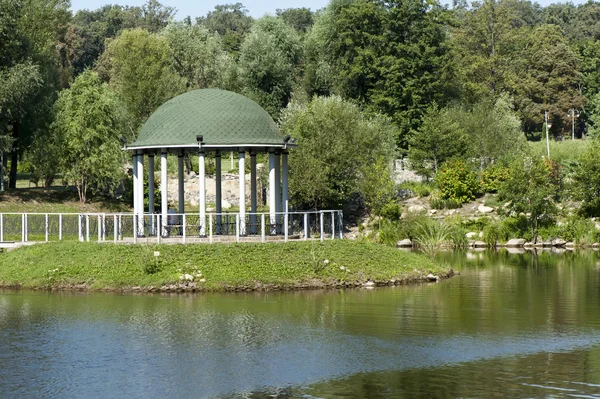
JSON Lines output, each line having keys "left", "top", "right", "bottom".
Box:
{"left": 0, "top": 240, "right": 453, "bottom": 293}
{"left": 0, "top": 269, "right": 456, "bottom": 293}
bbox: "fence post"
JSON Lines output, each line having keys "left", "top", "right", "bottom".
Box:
{"left": 303, "top": 213, "right": 308, "bottom": 241}
{"left": 0, "top": 214, "right": 3, "bottom": 242}
{"left": 78, "top": 215, "right": 83, "bottom": 242}
{"left": 133, "top": 214, "right": 138, "bottom": 244}
{"left": 320, "top": 212, "right": 324, "bottom": 242}
{"left": 209, "top": 214, "right": 213, "bottom": 244}
{"left": 331, "top": 211, "right": 335, "bottom": 240}
{"left": 97, "top": 215, "right": 101, "bottom": 243}
{"left": 103, "top": 214, "right": 106, "bottom": 241}
{"left": 86, "top": 215, "right": 90, "bottom": 242}
{"left": 182, "top": 214, "right": 186, "bottom": 244}
{"left": 21, "top": 214, "right": 25, "bottom": 243}
{"left": 45, "top": 214, "right": 49, "bottom": 242}
{"left": 118, "top": 215, "right": 122, "bottom": 241}
{"left": 59, "top": 214, "right": 63, "bottom": 241}
{"left": 284, "top": 213, "right": 288, "bottom": 242}
{"left": 338, "top": 211, "right": 343, "bottom": 239}
{"left": 157, "top": 216, "right": 161, "bottom": 244}
{"left": 114, "top": 215, "right": 117, "bottom": 243}
{"left": 261, "top": 213, "right": 265, "bottom": 243}
{"left": 236, "top": 214, "right": 240, "bottom": 243}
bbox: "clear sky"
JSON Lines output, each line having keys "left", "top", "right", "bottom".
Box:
{"left": 70, "top": 0, "right": 591, "bottom": 20}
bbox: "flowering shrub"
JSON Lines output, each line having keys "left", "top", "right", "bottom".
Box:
{"left": 436, "top": 160, "right": 480, "bottom": 204}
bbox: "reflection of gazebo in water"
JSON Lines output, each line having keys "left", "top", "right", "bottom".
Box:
{"left": 124, "top": 88, "right": 294, "bottom": 238}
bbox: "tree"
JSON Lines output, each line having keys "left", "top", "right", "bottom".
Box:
{"left": 51, "top": 71, "right": 129, "bottom": 203}
{"left": 276, "top": 8, "right": 314, "bottom": 33}
{"left": 197, "top": 3, "right": 253, "bottom": 55}
{"left": 238, "top": 16, "right": 302, "bottom": 118}
{"left": 407, "top": 105, "right": 468, "bottom": 179}
{"left": 0, "top": 0, "right": 69, "bottom": 188}
{"left": 572, "top": 139, "right": 600, "bottom": 217}
{"left": 281, "top": 95, "right": 396, "bottom": 210}
{"left": 499, "top": 156, "right": 560, "bottom": 241}
{"left": 455, "top": 95, "right": 528, "bottom": 167}
{"left": 97, "top": 28, "right": 185, "bottom": 128}
{"left": 304, "top": 0, "right": 457, "bottom": 147}
{"left": 162, "top": 22, "right": 238, "bottom": 90}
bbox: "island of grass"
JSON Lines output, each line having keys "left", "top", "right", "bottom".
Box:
{"left": 0, "top": 240, "right": 453, "bottom": 292}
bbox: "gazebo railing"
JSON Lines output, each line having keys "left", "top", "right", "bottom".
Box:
{"left": 0, "top": 210, "right": 343, "bottom": 244}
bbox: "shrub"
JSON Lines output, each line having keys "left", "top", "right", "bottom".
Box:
{"left": 481, "top": 164, "right": 509, "bottom": 193}
{"left": 379, "top": 201, "right": 403, "bottom": 221}
{"left": 436, "top": 160, "right": 480, "bottom": 204}
{"left": 483, "top": 222, "right": 500, "bottom": 247}
{"left": 498, "top": 215, "right": 531, "bottom": 242}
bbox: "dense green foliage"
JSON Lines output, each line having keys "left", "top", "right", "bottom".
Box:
{"left": 281, "top": 96, "right": 396, "bottom": 210}
{"left": 51, "top": 71, "right": 129, "bottom": 202}
{"left": 3, "top": 0, "right": 600, "bottom": 230}
{"left": 0, "top": 240, "right": 445, "bottom": 290}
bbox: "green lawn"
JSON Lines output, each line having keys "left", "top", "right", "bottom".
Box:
{"left": 0, "top": 240, "right": 449, "bottom": 291}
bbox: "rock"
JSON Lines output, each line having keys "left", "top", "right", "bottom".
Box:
{"left": 479, "top": 231, "right": 484, "bottom": 238}
{"left": 465, "top": 232, "right": 478, "bottom": 239}
{"left": 222, "top": 200, "right": 232, "bottom": 209}
{"left": 426, "top": 273, "right": 439, "bottom": 282}
{"left": 505, "top": 247, "right": 526, "bottom": 255}
{"left": 473, "top": 240, "right": 487, "bottom": 248}
{"left": 565, "top": 241, "right": 576, "bottom": 248}
{"left": 396, "top": 238, "right": 413, "bottom": 247}
{"left": 595, "top": 222, "right": 600, "bottom": 230}
{"left": 506, "top": 238, "right": 526, "bottom": 247}
{"left": 445, "top": 209, "right": 456, "bottom": 216}
{"left": 523, "top": 242, "right": 534, "bottom": 247}
{"left": 478, "top": 205, "right": 494, "bottom": 213}
{"left": 542, "top": 241, "right": 553, "bottom": 247}
{"left": 363, "top": 281, "right": 376, "bottom": 287}
{"left": 408, "top": 205, "right": 426, "bottom": 214}
{"left": 551, "top": 238, "right": 567, "bottom": 247}
{"left": 430, "top": 209, "right": 437, "bottom": 215}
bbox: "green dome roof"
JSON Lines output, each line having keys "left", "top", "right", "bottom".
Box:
{"left": 129, "top": 89, "right": 284, "bottom": 150}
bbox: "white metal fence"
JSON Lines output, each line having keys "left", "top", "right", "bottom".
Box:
{"left": 0, "top": 211, "right": 344, "bottom": 244}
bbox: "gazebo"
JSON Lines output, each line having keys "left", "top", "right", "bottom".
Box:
{"left": 124, "top": 88, "right": 294, "bottom": 237}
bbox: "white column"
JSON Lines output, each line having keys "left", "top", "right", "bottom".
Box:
{"left": 215, "top": 151, "right": 222, "bottom": 234}
{"left": 132, "top": 151, "right": 139, "bottom": 217}
{"left": 239, "top": 150, "right": 246, "bottom": 235}
{"left": 274, "top": 152, "right": 281, "bottom": 215}
{"left": 147, "top": 153, "right": 155, "bottom": 235}
{"left": 269, "top": 151, "right": 276, "bottom": 234}
{"left": 161, "top": 150, "right": 168, "bottom": 237}
{"left": 199, "top": 150, "right": 206, "bottom": 236}
{"left": 282, "top": 151, "right": 289, "bottom": 213}
{"left": 250, "top": 152, "right": 257, "bottom": 234}
{"left": 178, "top": 152, "right": 185, "bottom": 215}
{"left": 136, "top": 152, "right": 144, "bottom": 236}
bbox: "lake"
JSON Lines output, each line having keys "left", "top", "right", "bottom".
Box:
{"left": 2, "top": 249, "right": 600, "bottom": 398}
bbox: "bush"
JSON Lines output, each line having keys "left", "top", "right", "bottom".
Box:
{"left": 379, "top": 201, "right": 403, "bottom": 220}
{"left": 498, "top": 215, "right": 531, "bottom": 242}
{"left": 397, "top": 181, "right": 435, "bottom": 198}
{"left": 481, "top": 164, "right": 509, "bottom": 193}
{"left": 436, "top": 160, "right": 480, "bottom": 204}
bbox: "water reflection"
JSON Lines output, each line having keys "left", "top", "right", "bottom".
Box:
{"left": 2, "top": 250, "right": 600, "bottom": 397}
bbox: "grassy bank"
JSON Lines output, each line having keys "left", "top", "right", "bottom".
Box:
{"left": 0, "top": 240, "right": 450, "bottom": 291}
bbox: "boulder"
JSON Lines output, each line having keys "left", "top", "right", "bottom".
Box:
{"left": 542, "top": 241, "right": 553, "bottom": 247}
{"left": 465, "top": 232, "right": 478, "bottom": 239}
{"left": 426, "top": 273, "right": 439, "bottom": 282}
{"left": 551, "top": 238, "right": 567, "bottom": 247}
{"left": 222, "top": 200, "right": 232, "bottom": 209}
{"left": 523, "top": 242, "right": 534, "bottom": 247}
{"left": 505, "top": 238, "right": 526, "bottom": 247}
{"left": 408, "top": 204, "right": 426, "bottom": 214}
{"left": 396, "top": 238, "right": 413, "bottom": 247}
{"left": 478, "top": 205, "right": 494, "bottom": 214}
{"left": 363, "top": 281, "right": 376, "bottom": 287}
{"left": 473, "top": 240, "right": 487, "bottom": 248}
{"left": 565, "top": 241, "right": 576, "bottom": 248}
